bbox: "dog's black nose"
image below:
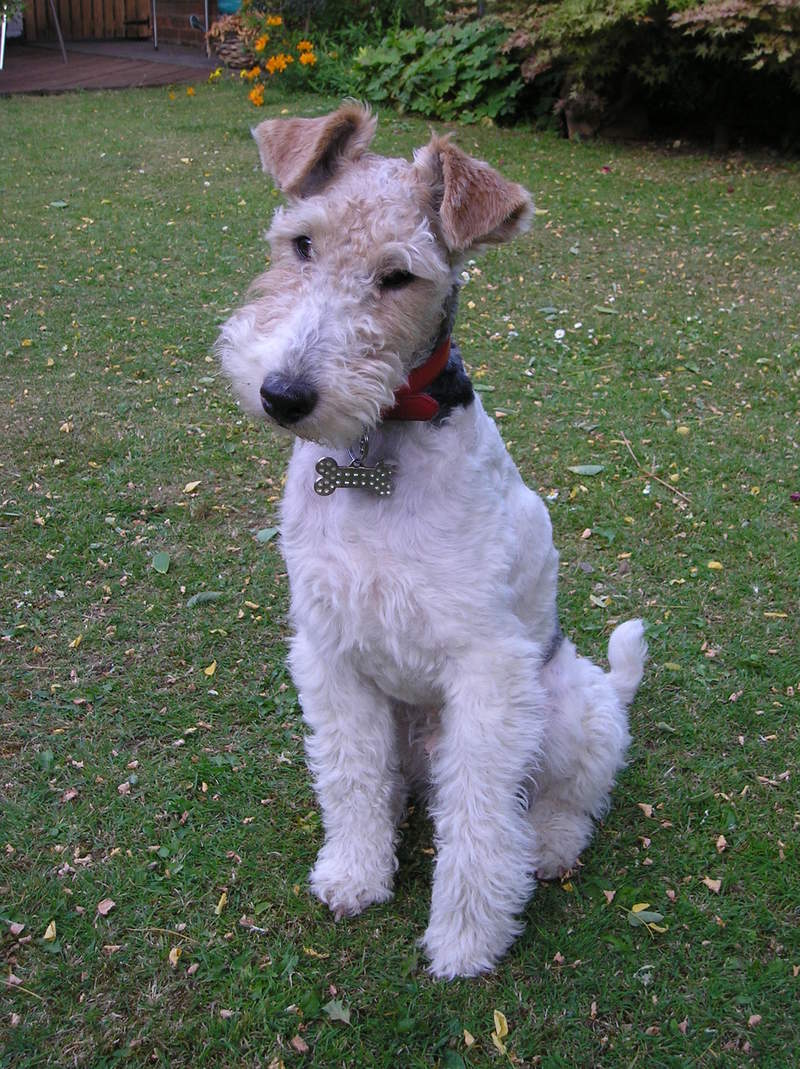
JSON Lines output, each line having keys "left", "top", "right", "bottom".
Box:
{"left": 260, "top": 377, "right": 318, "bottom": 425}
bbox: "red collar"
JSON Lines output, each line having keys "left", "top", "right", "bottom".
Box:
{"left": 381, "top": 338, "right": 451, "bottom": 421}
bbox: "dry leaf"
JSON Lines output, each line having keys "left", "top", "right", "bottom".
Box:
{"left": 553, "top": 951, "right": 565, "bottom": 965}
{"left": 303, "top": 946, "right": 330, "bottom": 959}
{"left": 290, "top": 1035, "right": 309, "bottom": 1054}
{"left": 702, "top": 877, "right": 722, "bottom": 894}
{"left": 748, "top": 1014, "right": 762, "bottom": 1027}
{"left": 204, "top": 660, "right": 217, "bottom": 678}
{"left": 707, "top": 560, "right": 723, "bottom": 570}
{"left": 603, "top": 889, "right": 616, "bottom": 905}
{"left": 43, "top": 920, "right": 56, "bottom": 942}
{"left": 103, "top": 944, "right": 123, "bottom": 955}
{"left": 220, "top": 1009, "right": 234, "bottom": 1020}
{"left": 463, "top": 1029, "right": 475, "bottom": 1047}
{"left": 9, "top": 922, "right": 25, "bottom": 937}
{"left": 60, "top": 788, "right": 79, "bottom": 804}
{"left": 183, "top": 480, "right": 201, "bottom": 494}
{"left": 168, "top": 946, "right": 182, "bottom": 968}
{"left": 493, "top": 1010, "right": 509, "bottom": 1039}
{"left": 215, "top": 891, "right": 227, "bottom": 916}
{"left": 187, "top": 962, "right": 200, "bottom": 976}
{"left": 678, "top": 1018, "right": 688, "bottom": 1035}
{"left": 96, "top": 898, "right": 115, "bottom": 916}
{"left": 716, "top": 835, "right": 728, "bottom": 853}
{"left": 637, "top": 802, "right": 654, "bottom": 818}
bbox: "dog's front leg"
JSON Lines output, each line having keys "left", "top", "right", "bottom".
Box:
{"left": 423, "top": 640, "right": 546, "bottom": 978}
{"left": 291, "top": 632, "right": 403, "bottom": 919}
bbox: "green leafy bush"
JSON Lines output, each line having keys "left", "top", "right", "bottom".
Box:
{"left": 492, "top": 0, "right": 800, "bottom": 143}
{"left": 353, "top": 19, "right": 524, "bottom": 122}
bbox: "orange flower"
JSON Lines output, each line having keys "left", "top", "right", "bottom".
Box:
{"left": 265, "top": 52, "right": 293, "bottom": 74}
{"left": 266, "top": 14, "right": 282, "bottom": 25}
{"left": 249, "top": 84, "right": 265, "bottom": 106}
{"left": 186, "top": 86, "right": 195, "bottom": 96}
{"left": 254, "top": 34, "right": 270, "bottom": 52}
{"left": 299, "top": 51, "right": 317, "bottom": 66}
{"left": 297, "top": 40, "right": 313, "bottom": 52}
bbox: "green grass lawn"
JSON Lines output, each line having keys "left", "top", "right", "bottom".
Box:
{"left": 1, "top": 80, "right": 798, "bottom": 1068}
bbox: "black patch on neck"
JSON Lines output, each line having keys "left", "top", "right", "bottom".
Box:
{"left": 428, "top": 340, "right": 474, "bottom": 424}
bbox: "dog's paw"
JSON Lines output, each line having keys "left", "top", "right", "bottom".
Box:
{"left": 533, "top": 855, "right": 573, "bottom": 881}
{"left": 309, "top": 850, "right": 394, "bottom": 919}
{"left": 422, "top": 919, "right": 505, "bottom": 980}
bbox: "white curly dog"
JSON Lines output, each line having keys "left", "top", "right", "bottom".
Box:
{"left": 218, "top": 104, "right": 646, "bottom": 979}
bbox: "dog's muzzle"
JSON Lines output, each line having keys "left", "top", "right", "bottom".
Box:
{"left": 260, "top": 375, "right": 318, "bottom": 426}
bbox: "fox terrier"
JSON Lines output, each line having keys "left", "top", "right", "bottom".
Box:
{"left": 217, "top": 104, "right": 647, "bottom": 979}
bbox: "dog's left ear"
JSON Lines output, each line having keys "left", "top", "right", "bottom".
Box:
{"left": 416, "top": 136, "right": 532, "bottom": 254}
{"left": 252, "top": 104, "right": 377, "bottom": 198}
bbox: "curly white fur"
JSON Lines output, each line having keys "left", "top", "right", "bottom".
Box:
{"left": 218, "top": 105, "right": 647, "bottom": 979}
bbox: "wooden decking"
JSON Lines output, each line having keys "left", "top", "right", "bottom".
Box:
{"left": 0, "top": 40, "right": 217, "bottom": 95}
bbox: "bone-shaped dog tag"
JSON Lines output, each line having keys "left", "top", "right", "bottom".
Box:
{"left": 314, "top": 455, "right": 394, "bottom": 497}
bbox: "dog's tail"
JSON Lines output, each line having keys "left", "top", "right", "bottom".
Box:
{"left": 607, "top": 619, "right": 647, "bottom": 706}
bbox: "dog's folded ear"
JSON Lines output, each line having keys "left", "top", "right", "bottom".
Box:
{"left": 252, "top": 104, "right": 377, "bottom": 198}
{"left": 416, "top": 136, "right": 533, "bottom": 254}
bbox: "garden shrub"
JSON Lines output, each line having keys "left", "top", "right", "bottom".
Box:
{"left": 352, "top": 18, "right": 524, "bottom": 122}
{"left": 493, "top": 0, "right": 800, "bottom": 143}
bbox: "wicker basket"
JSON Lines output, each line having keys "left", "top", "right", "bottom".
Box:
{"left": 207, "top": 18, "right": 255, "bottom": 69}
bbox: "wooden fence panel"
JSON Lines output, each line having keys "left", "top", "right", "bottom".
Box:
{"left": 23, "top": 0, "right": 153, "bottom": 40}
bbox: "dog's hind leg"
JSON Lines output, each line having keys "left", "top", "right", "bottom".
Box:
{"left": 290, "top": 631, "right": 405, "bottom": 918}
{"left": 528, "top": 623, "right": 644, "bottom": 879}
{"left": 422, "top": 636, "right": 546, "bottom": 978}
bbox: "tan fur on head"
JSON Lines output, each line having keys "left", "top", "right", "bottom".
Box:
{"left": 416, "top": 136, "right": 533, "bottom": 254}
{"left": 252, "top": 104, "right": 377, "bottom": 198}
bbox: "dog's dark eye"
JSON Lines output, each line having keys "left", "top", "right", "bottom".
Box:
{"left": 379, "top": 270, "right": 415, "bottom": 291}
{"left": 293, "top": 235, "right": 312, "bottom": 261}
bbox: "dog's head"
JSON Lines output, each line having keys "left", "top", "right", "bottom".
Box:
{"left": 217, "top": 104, "right": 532, "bottom": 448}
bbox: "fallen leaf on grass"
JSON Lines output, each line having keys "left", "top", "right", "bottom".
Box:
{"left": 627, "top": 903, "right": 668, "bottom": 933}
{"left": 637, "top": 803, "right": 654, "bottom": 818}
{"left": 96, "top": 898, "right": 115, "bottom": 917}
{"left": 186, "top": 591, "right": 224, "bottom": 609}
{"left": 214, "top": 892, "right": 227, "bottom": 916}
{"left": 168, "top": 946, "right": 182, "bottom": 968}
{"left": 491, "top": 1009, "right": 509, "bottom": 1054}
{"left": 255, "top": 527, "right": 279, "bottom": 544}
{"left": 322, "top": 999, "right": 350, "bottom": 1024}
{"left": 716, "top": 835, "right": 728, "bottom": 853}
{"left": 60, "top": 788, "right": 79, "bottom": 804}
{"left": 603, "top": 889, "right": 616, "bottom": 905}
{"left": 103, "top": 944, "right": 123, "bottom": 955}
{"left": 302, "top": 946, "right": 329, "bottom": 959}
{"left": 9, "top": 923, "right": 25, "bottom": 937}
{"left": 183, "top": 481, "right": 201, "bottom": 494}
{"left": 43, "top": 921, "right": 56, "bottom": 942}
{"left": 290, "top": 1035, "right": 309, "bottom": 1054}
{"left": 220, "top": 1008, "right": 234, "bottom": 1020}
{"left": 151, "top": 552, "right": 170, "bottom": 574}
{"left": 748, "top": 1014, "right": 762, "bottom": 1027}
{"left": 702, "top": 877, "right": 722, "bottom": 894}
{"left": 567, "top": 464, "right": 605, "bottom": 476}
{"left": 204, "top": 661, "right": 217, "bottom": 678}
